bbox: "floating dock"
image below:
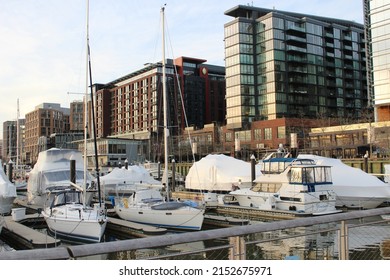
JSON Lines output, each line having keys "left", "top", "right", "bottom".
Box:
{"left": 203, "top": 214, "right": 250, "bottom": 227}
{"left": 1, "top": 214, "right": 61, "bottom": 249}
{"left": 106, "top": 216, "right": 167, "bottom": 237}
{"left": 212, "top": 205, "right": 311, "bottom": 221}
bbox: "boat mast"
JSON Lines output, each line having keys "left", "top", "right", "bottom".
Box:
{"left": 83, "top": 0, "right": 90, "bottom": 207}
{"left": 87, "top": 21, "right": 102, "bottom": 209}
{"left": 16, "top": 98, "right": 20, "bottom": 169}
{"left": 161, "top": 6, "right": 169, "bottom": 200}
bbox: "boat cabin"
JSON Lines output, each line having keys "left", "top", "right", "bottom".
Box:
{"left": 261, "top": 158, "right": 316, "bottom": 174}
{"left": 50, "top": 190, "right": 83, "bottom": 208}
{"left": 289, "top": 165, "right": 333, "bottom": 187}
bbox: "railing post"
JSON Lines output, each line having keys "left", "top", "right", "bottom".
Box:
{"left": 338, "top": 220, "right": 349, "bottom": 260}
{"left": 229, "top": 236, "right": 246, "bottom": 260}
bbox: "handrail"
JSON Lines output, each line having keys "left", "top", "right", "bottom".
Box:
{"left": 1, "top": 206, "right": 390, "bottom": 260}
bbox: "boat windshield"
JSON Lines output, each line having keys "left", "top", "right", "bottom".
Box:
{"left": 52, "top": 191, "right": 82, "bottom": 206}
{"left": 44, "top": 170, "right": 91, "bottom": 184}
{"left": 261, "top": 158, "right": 315, "bottom": 174}
{"left": 289, "top": 166, "right": 332, "bottom": 185}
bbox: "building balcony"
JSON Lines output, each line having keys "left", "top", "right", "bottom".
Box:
{"left": 286, "top": 35, "right": 306, "bottom": 43}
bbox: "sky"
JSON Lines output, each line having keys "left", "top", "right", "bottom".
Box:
{"left": 0, "top": 0, "right": 364, "bottom": 136}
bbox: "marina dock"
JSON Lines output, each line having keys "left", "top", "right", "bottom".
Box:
{"left": 106, "top": 216, "right": 167, "bottom": 237}
{"left": 1, "top": 214, "right": 61, "bottom": 249}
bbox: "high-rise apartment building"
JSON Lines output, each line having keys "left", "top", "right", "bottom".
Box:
{"left": 2, "top": 119, "right": 25, "bottom": 163}
{"left": 224, "top": 6, "right": 367, "bottom": 130}
{"left": 364, "top": 0, "right": 390, "bottom": 121}
{"left": 24, "top": 103, "right": 70, "bottom": 164}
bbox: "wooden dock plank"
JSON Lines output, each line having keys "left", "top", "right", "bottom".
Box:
{"left": 107, "top": 217, "right": 167, "bottom": 236}
{"left": 2, "top": 214, "right": 61, "bottom": 248}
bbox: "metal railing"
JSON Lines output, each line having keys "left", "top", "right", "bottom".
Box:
{"left": 1, "top": 207, "right": 390, "bottom": 260}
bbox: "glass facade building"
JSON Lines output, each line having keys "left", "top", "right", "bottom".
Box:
{"left": 224, "top": 6, "right": 367, "bottom": 129}
{"left": 364, "top": 0, "right": 390, "bottom": 121}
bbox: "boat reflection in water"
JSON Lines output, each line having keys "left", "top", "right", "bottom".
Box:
{"left": 246, "top": 223, "right": 337, "bottom": 260}
{"left": 104, "top": 214, "right": 390, "bottom": 260}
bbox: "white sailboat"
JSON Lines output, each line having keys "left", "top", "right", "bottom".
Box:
{"left": 114, "top": 6, "right": 205, "bottom": 230}
{"left": 41, "top": 0, "right": 107, "bottom": 243}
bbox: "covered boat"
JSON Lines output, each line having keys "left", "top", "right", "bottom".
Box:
{"left": 27, "top": 148, "right": 94, "bottom": 206}
{"left": 185, "top": 154, "right": 260, "bottom": 192}
{"left": 99, "top": 166, "right": 162, "bottom": 196}
{"left": 298, "top": 154, "right": 390, "bottom": 209}
{"left": 0, "top": 160, "right": 17, "bottom": 214}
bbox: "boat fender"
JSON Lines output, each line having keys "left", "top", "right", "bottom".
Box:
{"left": 123, "top": 198, "right": 129, "bottom": 208}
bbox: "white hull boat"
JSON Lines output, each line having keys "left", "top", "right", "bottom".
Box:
{"left": 42, "top": 189, "right": 107, "bottom": 243}
{"left": 298, "top": 154, "right": 390, "bottom": 209}
{"left": 114, "top": 8, "right": 205, "bottom": 231}
{"left": 115, "top": 187, "right": 204, "bottom": 230}
{"left": 231, "top": 158, "right": 340, "bottom": 215}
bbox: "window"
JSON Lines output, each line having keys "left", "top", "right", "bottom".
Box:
{"left": 277, "top": 126, "right": 286, "bottom": 139}
{"left": 254, "top": 128, "right": 262, "bottom": 140}
{"left": 264, "top": 128, "right": 272, "bottom": 140}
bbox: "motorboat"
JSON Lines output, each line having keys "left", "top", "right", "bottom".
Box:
{"left": 0, "top": 160, "right": 17, "bottom": 214}
{"left": 230, "top": 157, "right": 340, "bottom": 215}
{"left": 297, "top": 154, "right": 390, "bottom": 209}
{"left": 41, "top": 186, "right": 107, "bottom": 243}
{"left": 26, "top": 148, "right": 94, "bottom": 207}
{"left": 114, "top": 7, "right": 204, "bottom": 230}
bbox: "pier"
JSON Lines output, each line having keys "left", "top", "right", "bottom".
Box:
{"left": 1, "top": 214, "right": 60, "bottom": 249}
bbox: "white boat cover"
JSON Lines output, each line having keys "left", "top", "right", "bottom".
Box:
{"left": 0, "top": 160, "right": 17, "bottom": 198}
{"left": 297, "top": 154, "right": 390, "bottom": 198}
{"left": 98, "top": 165, "right": 161, "bottom": 187}
{"left": 27, "top": 148, "right": 93, "bottom": 199}
{"left": 185, "top": 154, "right": 261, "bottom": 192}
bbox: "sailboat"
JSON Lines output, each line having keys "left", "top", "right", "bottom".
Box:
{"left": 41, "top": 0, "right": 108, "bottom": 243}
{"left": 114, "top": 6, "right": 205, "bottom": 231}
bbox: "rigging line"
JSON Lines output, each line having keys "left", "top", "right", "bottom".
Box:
{"left": 164, "top": 14, "right": 196, "bottom": 162}
{"left": 165, "top": 20, "right": 203, "bottom": 193}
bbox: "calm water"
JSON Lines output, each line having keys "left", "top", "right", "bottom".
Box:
{"left": 2, "top": 193, "right": 390, "bottom": 260}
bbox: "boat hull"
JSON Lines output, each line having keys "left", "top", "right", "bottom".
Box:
{"left": 335, "top": 195, "right": 388, "bottom": 209}
{"left": 42, "top": 206, "right": 107, "bottom": 243}
{"left": 115, "top": 204, "right": 204, "bottom": 230}
{"left": 0, "top": 196, "right": 16, "bottom": 214}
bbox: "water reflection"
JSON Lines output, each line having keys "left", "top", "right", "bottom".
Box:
{"left": 3, "top": 197, "right": 390, "bottom": 260}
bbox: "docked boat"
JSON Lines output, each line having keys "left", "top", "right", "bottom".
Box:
{"left": 99, "top": 166, "right": 162, "bottom": 197}
{"left": 114, "top": 7, "right": 204, "bottom": 230}
{"left": 0, "top": 160, "right": 17, "bottom": 214}
{"left": 115, "top": 185, "right": 204, "bottom": 230}
{"left": 41, "top": 0, "right": 108, "bottom": 243}
{"left": 297, "top": 154, "right": 390, "bottom": 209}
{"left": 185, "top": 154, "right": 260, "bottom": 192}
{"left": 26, "top": 148, "right": 94, "bottom": 207}
{"left": 41, "top": 187, "right": 107, "bottom": 243}
{"left": 230, "top": 157, "right": 340, "bottom": 215}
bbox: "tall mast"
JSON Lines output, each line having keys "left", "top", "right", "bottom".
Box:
{"left": 161, "top": 6, "right": 169, "bottom": 199}
{"left": 16, "top": 99, "right": 20, "bottom": 168}
{"left": 83, "top": 0, "right": 90, "bottom": 206}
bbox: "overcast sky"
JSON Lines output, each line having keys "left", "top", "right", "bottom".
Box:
{"left": 0, "top": 0, "right": 364, "bottom": 135}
